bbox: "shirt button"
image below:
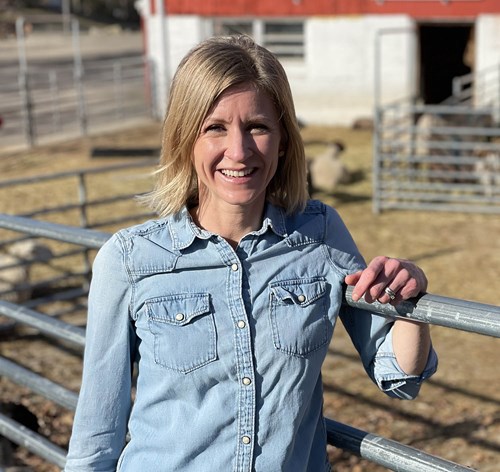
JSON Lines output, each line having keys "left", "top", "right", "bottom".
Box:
{"left": 241, "top": 435, "right": 251, "bottom": 445}
{"left": 297, "top": 294, "right": 306, "bottom": 303}
{"left": 242, "top": 377, "right": 252, "bottom": 386}
{"left": 175, "top": 313, "right": 185, "bottom": 321}
{"left": 237, "top": 320, "right": 246, "bottom": 329}
{"left": 231, "top": 263, "right": 238, "bottom": 271}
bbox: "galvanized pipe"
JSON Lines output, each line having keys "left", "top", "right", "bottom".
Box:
{"left": 0, "top": 213, "right": 109, "bottom": 249}
{"left": 325, "top": 418, "right": 475, "bottom": 472}
{"left": 0, "top": 413, "right": 67, "bottom": 469}
{"left": 0, "top": 300, "right": 85, "bottom": 348}
{"left": 0, "top": 356, "right": 78, "bottom": 411}
{"left": 344, "top": 285, "right": 500, "bottom": 338}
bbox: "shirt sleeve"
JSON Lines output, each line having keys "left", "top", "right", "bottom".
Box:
{"left": 322, "top": 204, "right": 438, "bottom": 400}
{"left": 340, "top": 305, "right": 438, "bottom": 399}
{"left": 64, "top": 233, "right": 136, "bottom": 471}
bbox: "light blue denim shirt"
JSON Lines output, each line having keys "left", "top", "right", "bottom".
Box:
{"left": 65, "top": 200, "right": 437, "bottom": 472}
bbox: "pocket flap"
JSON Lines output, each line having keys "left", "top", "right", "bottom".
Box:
{"left": 146, "top": 293, "right": 210, "bottom": 326}
{"left": 270, "top": 279, "right": 326, "bottom": 307}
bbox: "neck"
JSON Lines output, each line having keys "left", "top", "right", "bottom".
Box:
{"left": 191, "top": 202, "right": 264, "bottom": 249}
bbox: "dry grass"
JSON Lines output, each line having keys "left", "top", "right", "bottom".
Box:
{"left": 0, "top": 122, "right": 499, "bottom": 471}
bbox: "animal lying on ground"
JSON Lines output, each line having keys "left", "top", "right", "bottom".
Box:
{"left": 0, "top": 239, "right": 53, "bottom": 303}
{"left": 307, "top": 140, "right": 351, "bottom": 194}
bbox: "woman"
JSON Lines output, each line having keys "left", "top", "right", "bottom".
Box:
{"left": 65, "top": 35, "right": 437, "bottom": 471}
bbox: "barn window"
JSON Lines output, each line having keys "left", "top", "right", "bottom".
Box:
{"left": 262, "top": 21, "right": 304, "bottom": 60}
{"left": 212, "top": 19, "right": 305, "bottom": 61}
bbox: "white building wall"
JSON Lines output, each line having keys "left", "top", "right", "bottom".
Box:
{"left": 135, "top": 4, "right": 439, "bottom": 125}
{"left": 476, "top": 15, "right": 500, "bottom": 71}
{"left": 291, "top": 15, "right": 415, "bottom": 125}
{"left": 475, "top": 14, "right": 500, "bottom": 115}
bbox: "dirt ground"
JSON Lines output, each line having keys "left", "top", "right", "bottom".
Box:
{"left": 0, "top": 122, "right": 499, "bottom": 471}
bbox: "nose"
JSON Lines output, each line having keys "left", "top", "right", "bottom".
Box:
{"left": 225, "top": 128, "right": 252, "bottom": 162}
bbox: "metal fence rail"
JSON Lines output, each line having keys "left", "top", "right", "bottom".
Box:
{"left": 0, "top": 160, "right": 155, "bottom": 306}
{"left": 0, "top": 214, "right": 499, "bottom": 471}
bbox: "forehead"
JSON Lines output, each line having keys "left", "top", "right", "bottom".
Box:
{"left": 206, "top": 82, "right": 278, "bottom": 118}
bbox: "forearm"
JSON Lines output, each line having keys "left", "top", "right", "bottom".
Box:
{"left": 392, "top": 319, "right": 431, "bottom": 375}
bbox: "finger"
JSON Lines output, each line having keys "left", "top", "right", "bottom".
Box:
{"left": 377, "top": 268, "right": 412, "bottom": 304}
{"left": 378, "top": 262, "right": 427, "bottom": 304}
{"left": 352, "top": 256, "right": 388, "bottom": 301}
{"left": 400, "top": 260, "right": 428, "bottom": 295}
{"left": 362, "top": 257, "right": 402, "bottom": 303}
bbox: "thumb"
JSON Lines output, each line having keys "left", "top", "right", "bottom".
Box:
{"left": 344, "top": 271, "right": 362, "bottom": 286}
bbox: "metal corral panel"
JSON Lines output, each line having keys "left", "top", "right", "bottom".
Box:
{"left": 374, "top": 101, "right": 500, "bottom": 214}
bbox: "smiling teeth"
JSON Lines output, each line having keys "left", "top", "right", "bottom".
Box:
{"left": 221, "top": 169, "right": 253, "bottom": 177}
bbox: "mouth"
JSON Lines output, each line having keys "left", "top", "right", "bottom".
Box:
{"left": 220, "top": 168, "right": 255, "bottom": 178}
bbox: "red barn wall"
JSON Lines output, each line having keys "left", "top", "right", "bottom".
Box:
{"left": 157, "top": 0, "right": 500, "bottom": 18}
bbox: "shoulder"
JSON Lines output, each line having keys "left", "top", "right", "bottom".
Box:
{"left": 296, "top": 200, "right": 366, "bottom": 274}
{"left": 116, "top": 217, "right": 171, "bottom": 242}
{"left": 95, "top": 217, "right": 174, "bottom": 266}
{"left": 284, "top": 199, "right": 344, "bottom": 233}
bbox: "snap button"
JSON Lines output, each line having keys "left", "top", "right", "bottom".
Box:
{"left": 237, "top": 320, "right": 246, "bottom": 329}
{"left": 241, "top": 435, "right": 251, "bottom": 445}
{"left": 242, "top": 377, "right": 252, "bottom": 386}
{"left": 231, "top": 263, "right": 238, "bottom": 271}
{"left": 175, "top": 313, "right": 185, "bottom": 321}
{"left": 297, "top": 294, "right": 306, "bottom": 303}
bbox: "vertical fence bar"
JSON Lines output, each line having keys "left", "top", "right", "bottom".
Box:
{"left": 113, "top": 61, "right": 124, "bottom": 119}
{"left": 16, "top": 17, "right": 36, "bottom": 147}
{"left": 72, "top": 18, "right": 87, "bottom": 136}
{"left": 49, "top": 70, "right": 61, "bottom": 133}
{"left": 497, "top": 63, "right": 500, "bottom": 124}
{"left": 77, "top": 172, "right": 92, "bottom": 286}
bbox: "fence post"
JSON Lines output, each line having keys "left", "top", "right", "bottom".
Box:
{"left": 113, "top": 61, "right": 124, "bottom": 119}
{"left": 49, "top": 70, "right": 61, "bottom": 133}
{"left": 71, "top": 18, "right": 87, "bottom": 136}
{"left": 16, "top": 17, "right": 36, "bottom": 147}
{"left": 77, "top": 172, "right": 92, "bottom": 286}
{"left": 497, "top": 63, "right": 500, "bottom": 124}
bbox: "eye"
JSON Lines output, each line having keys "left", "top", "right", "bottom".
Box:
{"left": 248, "top": 123, "right": 270, "bottom": 134}
{"left": 204, "top": 123, "right": 226, "bottom": 134}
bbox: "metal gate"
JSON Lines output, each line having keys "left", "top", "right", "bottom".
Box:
{"left": 0, "top": 17, "right": 156, "bottom": 150}
{"left": 373, "top": 100, "right": 500, "bottom": 214}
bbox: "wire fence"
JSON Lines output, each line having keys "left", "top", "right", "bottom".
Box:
{"left": 0, "top": 213, "right": 498, "bottom": 471}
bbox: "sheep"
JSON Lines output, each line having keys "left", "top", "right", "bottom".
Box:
{"left": 413, "top": 112, "right": 495, "bottom": 183}
{"left": 307, "top": 140, "right": 351, "bottom": 194}
{"left": 0, "top": 239, "right": 53, "bottom": 304}
{"left": 474, "top": 152, "right": 500, "bottom": 198}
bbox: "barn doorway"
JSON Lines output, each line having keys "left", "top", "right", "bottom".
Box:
{"left": 418, "top": 23, "right": 473, "bottom": 104}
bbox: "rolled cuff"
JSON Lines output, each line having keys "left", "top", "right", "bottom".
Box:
{"left": 372, "top": 330, "right": 438, "bottom": 400}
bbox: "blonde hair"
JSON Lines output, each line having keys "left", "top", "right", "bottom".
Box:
{"left": 143, "top": 35, "right": 308, "bottom": 217}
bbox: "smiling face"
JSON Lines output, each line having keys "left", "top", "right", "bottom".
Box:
{"left": 192, "top": 82, "right": 282, "bottom": 218}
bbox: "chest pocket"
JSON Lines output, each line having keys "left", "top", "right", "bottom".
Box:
{"left": 146, "top": 293, "right": 216, "bottom": 373}
{"left": 269, "top": 278, "right": 329, "bottom": 357}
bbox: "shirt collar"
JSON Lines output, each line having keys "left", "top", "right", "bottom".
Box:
{"left": 168, "top": 203, "right": 288, "bottom": 250}
{"left": 261, "top": 202, "right": 288, "bottom": 238}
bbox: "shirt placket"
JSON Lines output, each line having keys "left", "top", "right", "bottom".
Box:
{"left": 214, "top": 237, "right": 257, "bottom": 472}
